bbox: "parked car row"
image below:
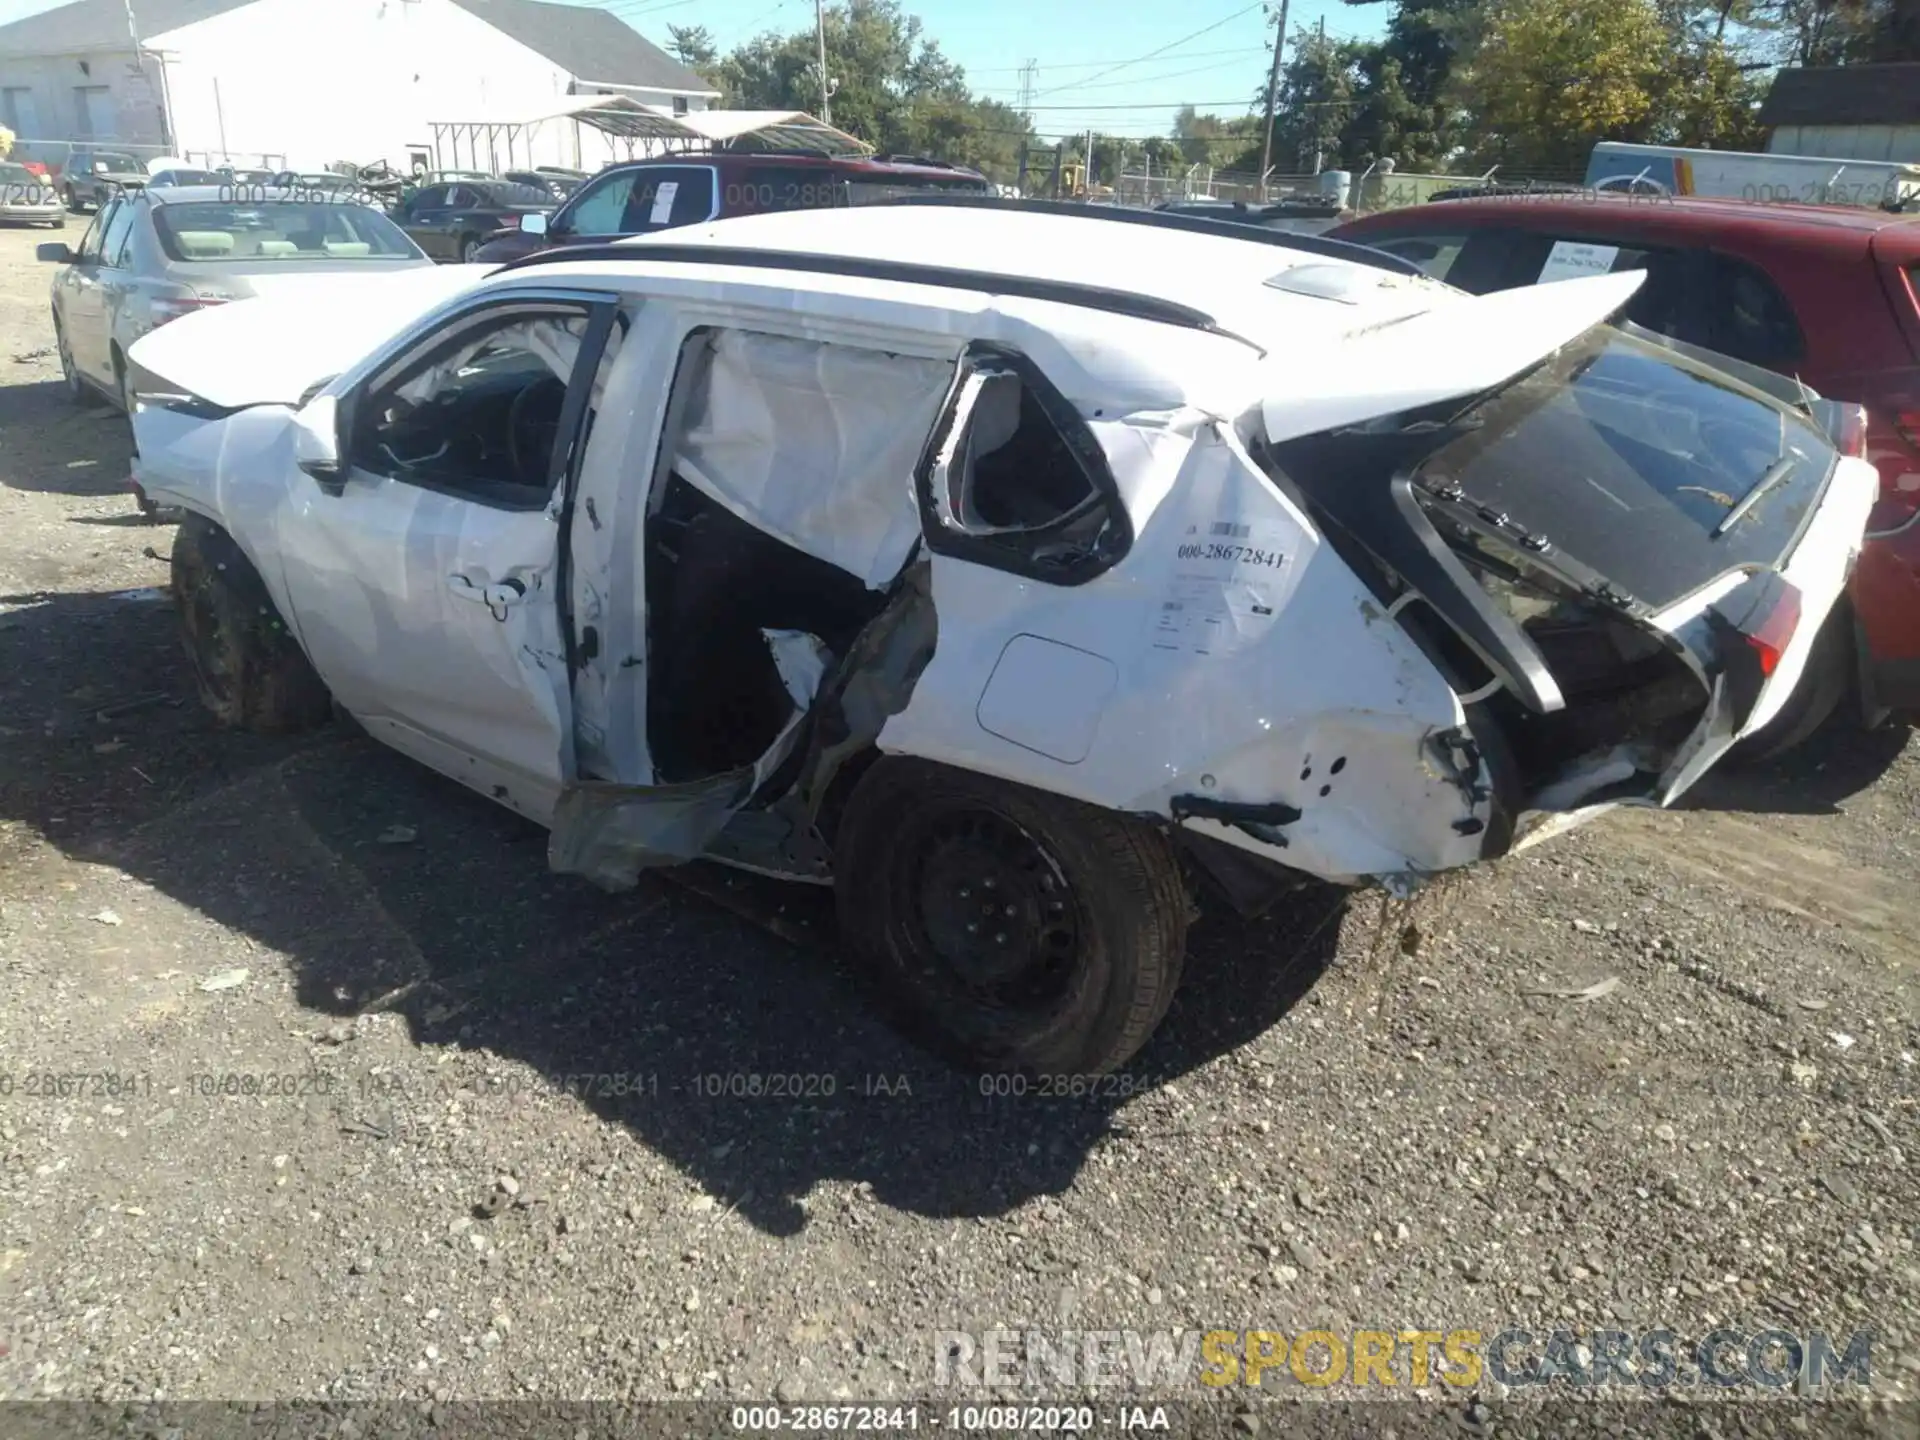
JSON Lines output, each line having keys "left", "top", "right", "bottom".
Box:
{"left": 81, "top": 194, "right": 1876, "bottom": 1077}
{"left": 36, "top": 186, "right": 432, "bottom": 437}
{"left": 0, "top": 160, "right": 64, "bottom": 227}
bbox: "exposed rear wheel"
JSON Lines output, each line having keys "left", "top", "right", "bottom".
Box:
{"left": 171, "top": 516, "right": 332, "bottom": 734}
{"left": 461, "top": 236, "right": 483, "bottom": 262}
{"left": 834, "top": 758, "right": 1189, "bottom": 1077}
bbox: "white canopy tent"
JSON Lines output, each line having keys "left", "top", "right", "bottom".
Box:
{"left": 427, "top": 97, "right": 873, "bottom": 174}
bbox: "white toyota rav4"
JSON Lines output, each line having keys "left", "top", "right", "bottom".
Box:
{"left": 126, "top": 199, "right": 1876, "bottom": 1076}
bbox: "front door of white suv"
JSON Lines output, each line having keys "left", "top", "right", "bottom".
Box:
{"left": 275, "top": 292, "right": 623, "bottom": 822}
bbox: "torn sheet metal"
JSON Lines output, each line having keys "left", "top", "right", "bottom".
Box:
{"left": 711, "top": 562, "right": 940, "bottom": 881}
{"left": 548, "top": 628, "right": 830, "bottom": 890}
{"left": 673, "top": 328, "right": 954, "bottom": 588}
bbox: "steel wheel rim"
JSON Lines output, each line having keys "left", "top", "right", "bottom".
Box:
{"left": 901, "top": 804, "right": 1082, "bottom": 1016}
{"left": 183, "top": 561, "right": 236, "bottom": 707}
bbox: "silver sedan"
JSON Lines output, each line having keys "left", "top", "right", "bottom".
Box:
{"left": 0, "top": 161, "right": 65, "bottom": 228}
{"left": 38, "top": 184, "right": 434, "bottom": 412}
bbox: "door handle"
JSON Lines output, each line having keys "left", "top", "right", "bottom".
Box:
{"left": 447, "top": 573, "right": 525, "bottom": 621}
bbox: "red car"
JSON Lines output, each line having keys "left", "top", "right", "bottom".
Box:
{"left": 472, "top": 149, "right": 994, "bottom": 264}
{"left": 1332, "top": 194, "right": 1920, "bottom": 747}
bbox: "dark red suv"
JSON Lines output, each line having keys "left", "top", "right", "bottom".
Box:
{"left": 472, "top": 150, "right": 994, "bottom": 263}
{"left": 1333, "top": 194, "right": 1920, "bottom": 738}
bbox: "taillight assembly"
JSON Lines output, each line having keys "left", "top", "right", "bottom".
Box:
{"left": 1895, "top": 409, "right": 1920, "bottom": 454}
{"left": 1707, "top": 571, "right": 1802, "bottom": 726}
{"left": 149, "top": 295, "right": 226, "bottom": 328}
{"left": 1809, "top": 398, "right": 1869, "bottom": 458}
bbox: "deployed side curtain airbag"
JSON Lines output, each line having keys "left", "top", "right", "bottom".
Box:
{"left": 395, "top": 316, "right": 624, "bottom": 406}
{"left": 673, "top": 329, "right": 955, "bottom": 588}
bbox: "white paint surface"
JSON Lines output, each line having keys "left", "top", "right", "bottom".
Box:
{"left": 124, "top": 207, "right": 1873, "bottom": 893}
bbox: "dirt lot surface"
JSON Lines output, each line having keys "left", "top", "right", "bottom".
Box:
{"left": 0, "top": 221, "right": 1917, "bottom": 1434}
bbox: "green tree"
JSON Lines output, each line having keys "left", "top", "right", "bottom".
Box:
{"left": 1748, "top": 0, "right": 1884, "bottom": 62}
{"left": 1172, "top": 105, "right": 1260, "bottom": 167}
{"left": 1864, "top": 0, "right": 1920, "bottom": 57}
{"left": 713, "top": 0, "right": 1032, "bottom": 181}
{"left": 1452, "top": 0, "right": 1672, "bottom": 170}
{"left": 1338, "top": 0, "right": 1481, "bottom": 171}
{"left": 1247, "top": 30, "right": 1371, "bottom": 174}
{"left": 666, "top": 23, "right": 721, "bottom": 72}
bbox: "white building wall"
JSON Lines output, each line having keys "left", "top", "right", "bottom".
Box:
{"left": 149, "top": 0, "right": 707, "bottom": 172}
{"left": 0, "top": 48, "right": 171, "bottom": 154}
{"left": 1767, "top": 123, "right": 1920, "bottom": 165}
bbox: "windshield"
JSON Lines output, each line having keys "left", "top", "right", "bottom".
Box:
{"left": 153, "top": 201, "right": 423, "bottom": 262}
{"left": 848, "top": 175, "right": 992, "bottom": 205}
{"left": 724, "top": 164, "right": 989, "bottom": 214}
{"left": 158, "top": 169, "right": 222, "bottom": 186}
{"left": 94, "top": 154, "right": 139, "bottom": 172}
{"left": 1407, "top": 326, "right": 1835, "bottom": 609}
{"left": 492, "top": 182, "right": 555, "bottom": 207}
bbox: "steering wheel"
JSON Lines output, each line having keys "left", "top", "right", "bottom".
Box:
{"left": 507, "top": 375, "right": 569, "bottom": 486}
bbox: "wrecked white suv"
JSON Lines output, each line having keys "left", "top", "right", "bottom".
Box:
{"left": 126, "top": 200, "right": 1876, "bottom": 1076}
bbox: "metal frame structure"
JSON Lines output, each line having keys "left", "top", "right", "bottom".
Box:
{"left": 427, "top": 98, "right": 872, "bottom": 174}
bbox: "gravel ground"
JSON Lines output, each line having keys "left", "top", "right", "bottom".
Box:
{"left": 0, "top": 221, "right": 1915, "bottom": 1436}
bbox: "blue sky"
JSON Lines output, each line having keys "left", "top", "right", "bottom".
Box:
{"left": 581, "top": 0, "right": 1388, "bottom": 138}
{"left": 0, "top": 0, "right": 1390, "bottom": 139}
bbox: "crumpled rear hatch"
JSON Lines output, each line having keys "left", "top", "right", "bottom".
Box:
{"left": 1265, "top": 315, "right": 1872, "bottom": 840}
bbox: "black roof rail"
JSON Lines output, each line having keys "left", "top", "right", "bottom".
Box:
{"left": 488, "top": 241, "right": 1263, "bottom": 350}
{"left": 873, "top": 153, "right": 971, "bottom": 171}
{"left": 864, "top": 193, "right": 1426, "bottom": 277}
{"left": 713, "top": 142, "right": 839, "bottom": 160}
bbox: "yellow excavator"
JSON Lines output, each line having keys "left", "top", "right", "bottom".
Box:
{"left": 1058, "top": 159, "right": 1115, "bottom": 202}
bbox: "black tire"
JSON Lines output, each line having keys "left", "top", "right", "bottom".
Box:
{"left": 170, "top": 516, "right": 332, "bottom": 734}
{"left": 460, "top": 235, "right": 482, "bottom": 262}
{"left": 833, "top": 757, "right": 1189, "bottom": 1076}
{"left": 1729, "top": 601, "right": 1853, "bottom": 764}
{"left": 53, "top": 314, "right": 84, "bottom": 404}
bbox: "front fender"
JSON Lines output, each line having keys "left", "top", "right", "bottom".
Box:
{"left": 132, "top": 402, "right": 305, "bottom": 640}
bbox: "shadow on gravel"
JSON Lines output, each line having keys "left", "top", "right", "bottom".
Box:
{"left": 1682, "top": 713, "right": 1911, "bottom": 816}
{"left": 1, "top": 586, "right": 1346, "bottom": 1236}
{"left": 0, "top": 379, "right": 131, "bottom": 498}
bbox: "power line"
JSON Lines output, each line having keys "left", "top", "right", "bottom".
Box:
{"left": 1030, "top": 2, "right": 1266, "bottom": 98}
{"left": 968, "top": 45, "right": 1252, "bottom": 74}
{"left": 1020, "top": 98, "right": 1256, "bottom": 111}
{"left": 980, "top": 55, "right": 1254, "bottom": 97}
{"left": 596, "top": 0, "right": 705, "bottom": 17}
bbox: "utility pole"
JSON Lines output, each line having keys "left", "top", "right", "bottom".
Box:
{"left": 814, "top": 0, "right": 832, "bottom": 125}
{"left": 1257, "top": 0, "right": 1290, "bottom": 200}
{"left": 1016, "top": 58, "right": 1038, "bottom": 127}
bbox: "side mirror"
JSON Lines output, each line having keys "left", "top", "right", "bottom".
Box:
{"left": 293, "top": 393, "right": 346, "bottom": 495}
{"left": 519, "top": 211, "right": 548, "bottom": 236}
{"left": 36, "top": 242, "right": 72, "bottom": 263}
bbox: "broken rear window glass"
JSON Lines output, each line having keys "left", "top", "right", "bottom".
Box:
{"left": 1410, "top": 326, "right": 1835, "bottom": 610}
{"left": 918, "top": 347, "right": 1130, "bottom": 584}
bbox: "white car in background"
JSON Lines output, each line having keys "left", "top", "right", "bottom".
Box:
{"left": 0, "top": 160, "right": 65, "bottom": 228}
{"left": 123, "top": 200, "right": 1875, "bottom": 1076}
{"left": 39, "top": 185, "right": 436, "bottom": 416}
